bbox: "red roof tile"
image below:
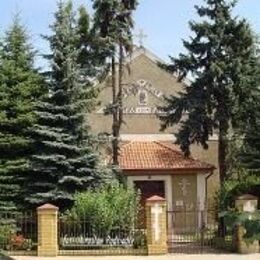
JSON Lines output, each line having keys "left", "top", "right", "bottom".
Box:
{"left": 119, "top": 141, "right": 214, "bottom": 172}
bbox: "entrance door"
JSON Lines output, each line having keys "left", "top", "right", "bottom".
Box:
{"left": 134, "top": 180, "right": 165, "bottom": 227}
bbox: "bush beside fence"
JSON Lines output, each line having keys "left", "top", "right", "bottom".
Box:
{"left": 0, "top": 212, "right": 37, "bottom": 256}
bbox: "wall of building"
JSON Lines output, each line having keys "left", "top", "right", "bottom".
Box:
{"left": 171, "top": 175, "right": 198, "bottom": 230}
{"left": 191, "top": 141, "right": 219, "bottom": 204}
{"left": 89, "top": 53, "right": 183, "bottom": 134}
{"left": 90, "top": 49, "right": 219, "bottom": 203}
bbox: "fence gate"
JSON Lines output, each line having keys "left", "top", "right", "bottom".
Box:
{"left": 167, "top": 205, "right": 232, "bottom": 254}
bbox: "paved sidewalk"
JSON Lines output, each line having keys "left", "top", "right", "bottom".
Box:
{"left": 13, "top": 254, "right": 260, "bottom": 260}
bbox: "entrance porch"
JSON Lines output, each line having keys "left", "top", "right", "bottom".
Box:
{"left": 118, "top": 141, "right": 215, "bottom": 230}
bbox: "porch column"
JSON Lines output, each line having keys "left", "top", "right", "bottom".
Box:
{"left": 146, "top": 195, "right": 168, "bottom": 255}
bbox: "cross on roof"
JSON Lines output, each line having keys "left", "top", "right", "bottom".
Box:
{"left": 135, "top": 29, "right": 147, "bottom": 47}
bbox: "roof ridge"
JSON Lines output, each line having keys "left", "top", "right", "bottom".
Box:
{"left": 119, "top": 141, "right": 135, "bottom": 151}
{"left": 154, "top": 141, "right": 184, "bottom": 156}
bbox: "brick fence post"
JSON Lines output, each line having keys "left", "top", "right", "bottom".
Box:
{"left": 235, "top": 194, "right": 259, "bottom": 254}
{"left": 37, "top": 203, "right": 59, "bottom": 257}
{"left": 146, "top": 195, "right": 167, "bottom": 255}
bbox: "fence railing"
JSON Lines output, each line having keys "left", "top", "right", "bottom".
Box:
{"left": 58, "top": 214, "right": 147, "bottom": 255}
{"left": 167, "top": 204, "right": 233, "bottom": 253}
{"left": 0, "top": 212, "right": 37, "bottom": 255}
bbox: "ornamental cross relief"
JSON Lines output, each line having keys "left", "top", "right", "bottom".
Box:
{"left": 151, "top": 203, "right": 163, "bottom": 242}
{"left": 178, "top": 178, "right": 191, "bottom": 197}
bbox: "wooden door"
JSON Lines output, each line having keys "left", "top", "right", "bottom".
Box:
{"left": 134, "top": 180, "right": 165, "bottom": 227}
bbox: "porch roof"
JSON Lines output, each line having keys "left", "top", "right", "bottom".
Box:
{"left": 119, "top": 141, "right": 215, "bottom": 173}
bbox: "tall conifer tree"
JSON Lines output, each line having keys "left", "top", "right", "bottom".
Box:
{"left": 239, "top": 40, "right": 260, "bottom": 175}
{"left": 92, "top": 0, "right": 138, "bottom": 165}
{"left": 239, "top": 107, "right": 260, "bottom": 175}
{"left": 0, "top": 16, "right": 44, "bottom": 211}
{"left": 76, "top": 5, "right": 108, "bottom": 112}
{"left": 77, "top": 5, "right": 103, "bottom": 80}
{"left": 160, "top": 0, "right": 258, "bottom": 185}
{"left": 26, "top": 1, "right": 101, "bottom": 209}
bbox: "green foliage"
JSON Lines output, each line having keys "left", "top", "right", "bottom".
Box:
{"left": 218, "top": 175, "right": 260, "bottom": 210}
{"left": 0, "top": 225, "right": 13, "bottom": 247}
{"left": 235, "top": 39, "right": 260, "bottom": 176}
{"left": 68, "top": 184, "right": 141, "bottom": 234}
{"left": 92, "top": 0, "right": 138, "bottom": 54}
{"left": 77, "top": 5, "right": 107, "bottom": 82}
{"left": 26, "top": 1, "right": 104, "bottom": 209}
{"left": 92, "top": 0, "right": 138, "bottom": 165}
{"left": 159, "top": 0, "right": 259, "bottom": 183}
{"left": 220, "top": 210, "right": 260, "bottom": 242}
{"left": 0, "top": 15, "right": 45, "bottom": 211}
{"left": 238, "top": 98, "right": 260, "bottom": 175}
{"left": 132, "top": 230, "right": 147, "bottom": 249}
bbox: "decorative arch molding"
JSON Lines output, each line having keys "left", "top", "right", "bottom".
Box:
{"left": 122, "top": 79, "right": 165, "bottom": 101}
{"left": 97, "top": 79, "right": 166, "bottom": 115}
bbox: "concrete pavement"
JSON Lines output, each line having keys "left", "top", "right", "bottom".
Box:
{"left": 13, "top": 254, "right": 260, "bottom": 260}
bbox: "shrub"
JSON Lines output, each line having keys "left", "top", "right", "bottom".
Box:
{"left": 67, "top": 184, "right": 141, "bottom": 235}
{"left": 0, "top": 224, "right": 18, "bottom": 250}
{"left": 220, "top": 210, "right": 260, "bottom": 242}
{"left": 218, "top": 175, "right": 260, "bottom": 210}
{"left": 0, "top": 225, "right": 12, "bottom": 248}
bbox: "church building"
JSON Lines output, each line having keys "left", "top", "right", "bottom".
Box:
{"left": 89, "top": 45, "right": 219, "bottom": 213}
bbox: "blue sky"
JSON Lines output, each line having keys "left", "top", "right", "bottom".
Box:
{"left": 0, "top": 0, "right": 259, "bottom": 67}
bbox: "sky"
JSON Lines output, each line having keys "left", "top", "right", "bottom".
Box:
{"left": 0, "top": 0, "right": 259, "bottom": 67}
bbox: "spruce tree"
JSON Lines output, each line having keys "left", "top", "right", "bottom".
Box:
{"left": 76, "top": 5, "right": 108, "bottom": 112}
{"left": 77, "top": 5, "right": 104, "bottom": 80}
{"left": 0, "top": 16, "right": 44, "bottom": 211}
{"left": 239, "top": 40, "right": 260, "bottom": 175}
{"left": 160, "top": 0, "right": 258, "bottom": 184}
{"left": 92, "top": 0, "right": 138, "bottom": 165}
{"left": 26, "top": 1, "right": 101, "bottom": 209}
{"left": 239, "top": 108, "right": 260, "bottom": 175}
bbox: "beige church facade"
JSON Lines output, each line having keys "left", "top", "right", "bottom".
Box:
{"left": 89, "top": 46, "right": 219, "bottom": 210}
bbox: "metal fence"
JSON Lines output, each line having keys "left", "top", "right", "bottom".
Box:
{"left": 0, "top": 212, "right": 37, "bottom": 256}
{"left": 58, "top": 214, "right": 147, "bottom": 255}
{"left": 167, "top": 204, "right": 233, "bottom": 254}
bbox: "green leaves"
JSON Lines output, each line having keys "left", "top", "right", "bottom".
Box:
{"left": 69, "top": 184, "right": 140, "bottom": 232}
{"left": 220, "top": 210, "right": 260, "bottom": 242}
{"left": 218, "top": 175, "right": 260, "bottom": 210}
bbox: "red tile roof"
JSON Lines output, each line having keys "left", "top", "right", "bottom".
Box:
{"left": 119, "top": 141, "right": 214, "bottom": 173}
